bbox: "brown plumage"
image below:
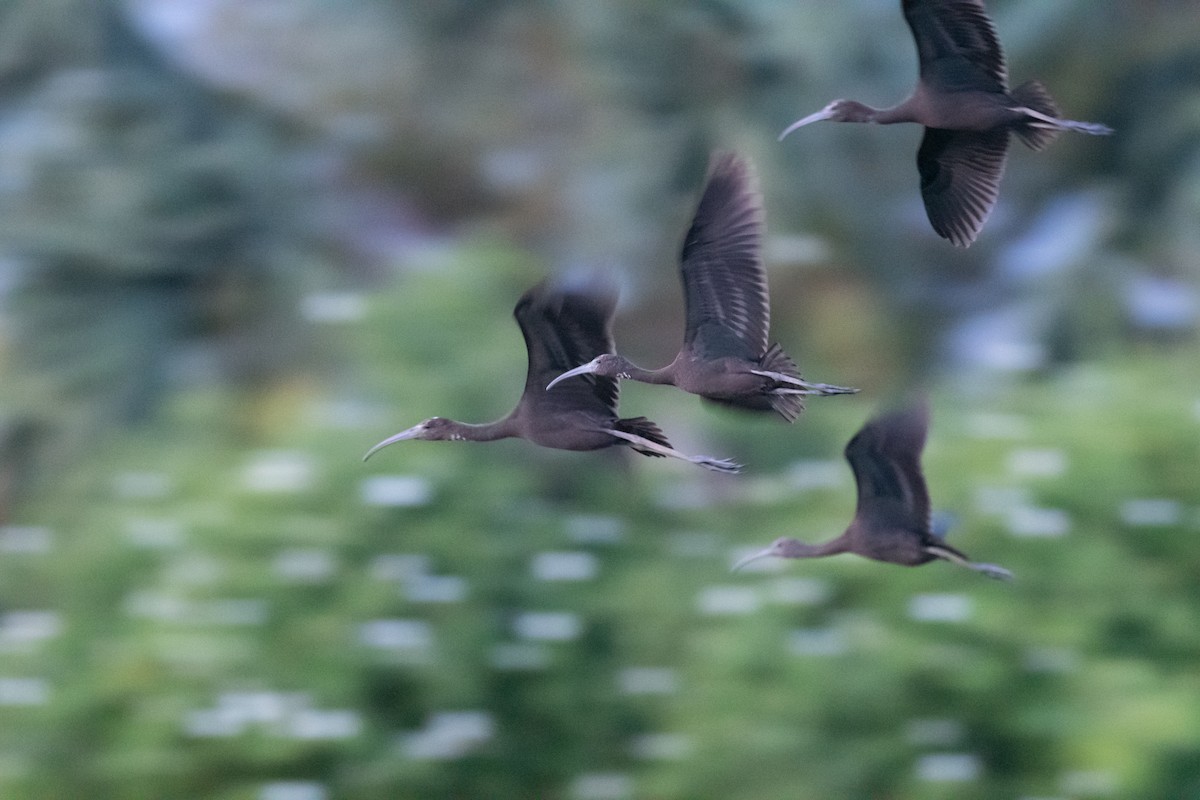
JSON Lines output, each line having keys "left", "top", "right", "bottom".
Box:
{"left": 547, "top": 151, "right": 856, "bottom": 422}
{"left": 734, "top": 399, "right": 1013, "bottom": 579}
{"left": 365, "top": 279, "right": 740, "bottom": 473}
{"left": 779, "top": 0, "right": 1112, "bottom": 247}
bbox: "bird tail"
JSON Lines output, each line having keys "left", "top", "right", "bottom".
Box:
{"left": 1011, "top": 81, "right": 1062, "bottom": 151}
{"left": 759, "top": 343, "right": 804, "bottom": 423}
{"left": 926, "top": 541, "right": 972, "bottom": 563}
{"left": 614, "top": 416, "right": 671, "bottom": 457}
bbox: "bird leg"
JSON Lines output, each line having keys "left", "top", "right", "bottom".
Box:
{"left": 603, "top": 429, "right": 742, "bottom": 474}
{"left": 749, "top": 369, "right": 859, "bottom": 396}
{"left": 1015, "top": 107, "right": 1113, "bottom": 136}
{"left": 926, "top": 545, "right": 1014, "bottom": 581}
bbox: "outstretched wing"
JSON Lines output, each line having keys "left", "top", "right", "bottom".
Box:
{"left": 513, "top": 278, "right": 620, "bottom": 418}
{"left": 679, "top": 151, "right": 770, "bottom": 361}
{"left": 917, "top": 127, "right": 1008, "bottom": 247}
{"left": 844, "top": 400, "right": 932, "bottom": 535}
{"left": 902, "top": 0, "right": 1007, "bottom": 91}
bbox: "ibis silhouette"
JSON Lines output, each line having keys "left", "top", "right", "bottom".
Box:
{"left": 734, "top": 400, "right": 1012, "bottom": 579}
{"left": 779, "top": 0, "right": 1112, "bottom": 247}
{"left": 365, "top": 279, "right": 741, "bottom": 474}
{"left": 547, "top": 152, "right": 856, "bottom": 422}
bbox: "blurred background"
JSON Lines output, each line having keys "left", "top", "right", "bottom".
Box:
{"left": 0, "top": 1, "right": 1198, "bottom": 798}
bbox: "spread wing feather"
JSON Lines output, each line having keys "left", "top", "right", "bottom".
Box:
{"left": 513, "top": 279, "right": 620, "bottom": 418}
{"left": 917, "top": 127, "right": 1009, "bottom": 247}
{"left": 902, "top": 0, "right": 1007, "bottom": 90}
{"left": 844, "top": 400, "right": 932, "bottom": 535}
{"left": 679, "top": 152, "right": 770, "bottom": 360}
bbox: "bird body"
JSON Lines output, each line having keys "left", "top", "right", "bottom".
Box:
{"left": 591, "top": 349, "right": 793, "bottom": 403}
{"left": 373, "top": 412, "right": 662, "bottom": 454}
{"left": 669, "top": 343, "right": 817, "bottom": 416}
{"left": 365, "top": 280, "right": 740, "bottom": 473}
{"left": 899, "top": 82, "right": 1018, "bottom": 131}
{"left": 734, "top": 400, "right": 1012, "bottom": 580}
{"left": 547, "top": 151, "right": 856, "bottom": 421}
{"left": 779, "top": 0, "right": 1112, "bottom": 246}
{"left": 674, "top": 354, "right": 782, "bottom": 402}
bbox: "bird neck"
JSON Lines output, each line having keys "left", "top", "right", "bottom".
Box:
{"left": 825, "top": 99, "right": 882, "bottom": 124}
{"left": 869, "top": 100, "right": 917, "bottom": 125}
{"left": 621, "top": 360, "right": 676, "bottom": 386}
{"left": 781, "top": 534, "right": 851, "bottom": 559}
{"left": 447, "top": 418, "right": 519, "bottom": 442}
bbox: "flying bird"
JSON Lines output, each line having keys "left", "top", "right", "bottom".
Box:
{"left": 734, "top": 400, "right": 1012, "bottom": 579}
{"left": 778, "top": 0, "right": 1113, "bottom": 247}
{"left": 547, "top": 151, "right": 856, "bottom": 422}
{"left": 365, "top": 279, "right": 740, "bottom": 474}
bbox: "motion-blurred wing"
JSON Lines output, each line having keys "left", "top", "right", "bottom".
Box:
{"left": 679, "top": 151, "right": 770, "bottom": 360}
{"left": 917, "top": 127, "right": 1008, "bottom": 247}
{"left": 844, "top": 400, "right": 932, "bottom": 534}
{"left": 514, "top": 278, "right": 621, "bottom": 416}
{"left": 902, "top": 0, "right": 1007, "bottom": 90}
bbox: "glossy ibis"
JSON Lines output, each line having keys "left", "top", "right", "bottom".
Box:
{"left": 364, "top": 279, "right": 740, "bottom": 474}
{"left": 546, "top": 151, "right": 857, "bottom": 422}
{"left": 734, "top": 400, "right": 1012, "bottom": 579}
{"left": 779, "top": 0, "right": 1113, "bottom": 247}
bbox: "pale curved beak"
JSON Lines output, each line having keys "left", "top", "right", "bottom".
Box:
{"left": 546, "top": 360, "right": 600, "bottom": 391}
{"left": 731, "top": 547, "right": 776, "bottom": 572}
{"left": 778, "top": 108, "right": 835, "bottom": 141}
{"left": 363, "top": 424, "right": 424, "bottom": 461}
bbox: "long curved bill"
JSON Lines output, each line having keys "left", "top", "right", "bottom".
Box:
{"left": 363, "top": 424, "right": 424, "bottom": 461}
{"left": 731, "top": 547, "right": 775, "bottom": 572}
{"left": 546, "top": 360, "right": 600, "bottom": 391}
{"left": 778, "top": 107, "right": 836, "bottom": 141}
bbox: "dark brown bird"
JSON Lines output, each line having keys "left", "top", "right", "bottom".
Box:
{"left": 546, "top": 151, "right": 856, "bottom": 422}
{"left": 364, "top": 279, "right": 740, "bottom": 473}
{"left": 734, "top": 400, "right": 1012, "bottom": 579}
{"left": 778, "top": 0, "right": 1113, "bottom": 247}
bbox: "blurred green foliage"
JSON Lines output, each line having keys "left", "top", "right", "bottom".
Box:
{"left": 3, "top": 252, "right": 1199, "bottom": 799}
{"left": 0, "top": 1, "right": 1198, "bottom": 798}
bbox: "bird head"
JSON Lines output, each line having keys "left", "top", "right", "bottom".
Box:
{"left": 546, "top": 354, "right": 629, "bottom": 390}
{"left": 731, "top": 537, "right": 792, "bottom": 571}
{"left": 779, "top": 99, "right": 874, "bottom": 140}
{"left": 363, "top": 417, "right": 457, "bottom": 460}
